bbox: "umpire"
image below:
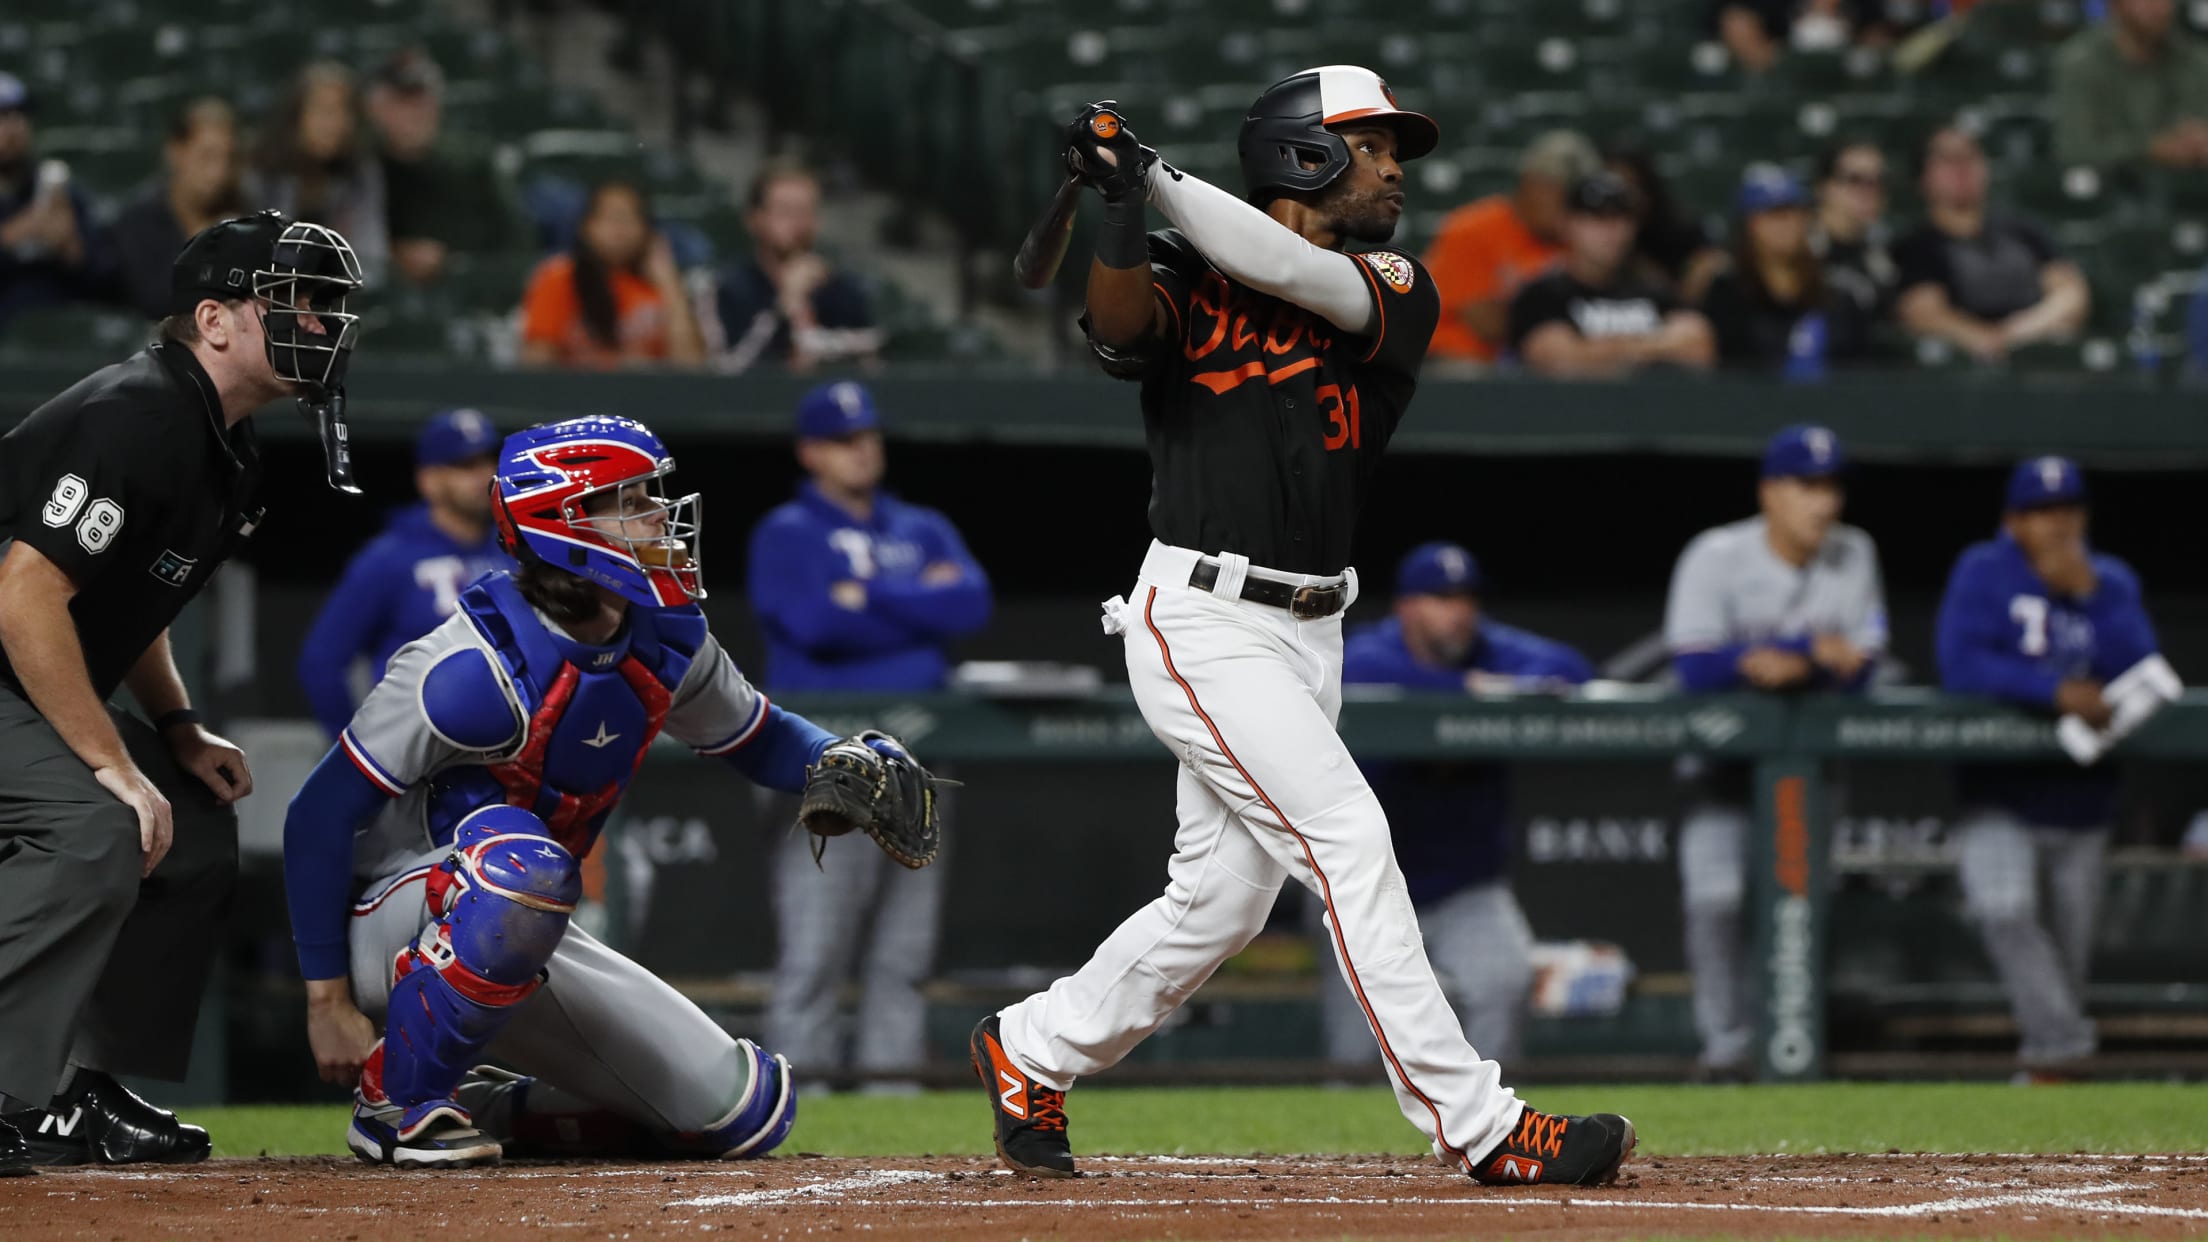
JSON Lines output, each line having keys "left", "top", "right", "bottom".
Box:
{"left": 0, "top": 210, "right": 364, "bottom": 1173}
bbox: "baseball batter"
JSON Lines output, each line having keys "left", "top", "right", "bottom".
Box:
{"left": 279, "top": 415, "right": 942, "bottom": 1167}
{"left": 967, "top": 68, "right": 1634, "bottom": 1187}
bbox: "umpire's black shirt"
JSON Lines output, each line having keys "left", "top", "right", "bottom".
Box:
{"left": 0, "top": 343, "right": 261, "bottom": 700}
{"left": 1118, "top": 229, "right": 1440, "bottom": 577}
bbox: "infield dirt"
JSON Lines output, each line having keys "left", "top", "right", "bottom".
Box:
{"left": 4, "top": 1151, "right": 2204, "bottom": 1239}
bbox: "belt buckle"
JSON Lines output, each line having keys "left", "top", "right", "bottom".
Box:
{"left": 1289, "top": 585, "right": 1336, "bottom": 620}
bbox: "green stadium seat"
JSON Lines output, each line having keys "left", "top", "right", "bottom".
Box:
{"left": 37, "top": 125, "right": 154, "bottom": 201}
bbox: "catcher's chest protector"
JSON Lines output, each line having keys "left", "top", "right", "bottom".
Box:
{"left": 434, "top": 576, "right": 700, "bottom": 859}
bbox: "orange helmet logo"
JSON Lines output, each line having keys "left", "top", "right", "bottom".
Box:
{"left": 1090, "top": 112, "right": 1121, "bottom": 140}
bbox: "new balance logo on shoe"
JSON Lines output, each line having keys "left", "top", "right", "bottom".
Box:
{"left": 997, "top": 1071, "right": 1027, "bottom": 1120}
{"left": 38, "top": 1109, "right": 82, "bottom": 1139}
{"left": 1487, "top": 1155, "right": 1543, "bottom": 1182}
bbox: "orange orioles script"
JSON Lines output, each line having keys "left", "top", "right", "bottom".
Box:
{"left": 1180, "top": 272, "right": 1365, "bottom": 450}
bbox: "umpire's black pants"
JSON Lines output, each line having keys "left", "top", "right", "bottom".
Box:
{"left": 0, "top": 686, "right": 238, "bottom": 1105}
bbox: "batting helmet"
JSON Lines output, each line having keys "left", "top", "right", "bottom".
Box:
{"left": 1238, "top": 65, "right": 1437, "bottom": 201}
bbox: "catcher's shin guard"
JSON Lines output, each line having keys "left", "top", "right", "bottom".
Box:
{"left": 685, "top": 1039, "right": 798, "bottom": 1159}
{"left": 365, "top": 807, "right": 579, "bottom": 1117}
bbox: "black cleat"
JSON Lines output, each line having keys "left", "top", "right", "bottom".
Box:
{"left": 1469, "top": 1106, "right": 1636, "bottom": 1187}
{"left": 968, "top": 1015, "right": 1075, "bottom": 1178}
{"left": 3, "top": 1070, "right": 212, "bottom": 1166}
{"left": 0, "top": 1115, "right": 34, "bottom": 1177}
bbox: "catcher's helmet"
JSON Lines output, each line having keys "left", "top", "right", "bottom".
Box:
{"left": 492, "top": 416, "right": 705, "bottom": 608}
{"left": 1238, "top": 65, "right": 1437, "bottom": 202}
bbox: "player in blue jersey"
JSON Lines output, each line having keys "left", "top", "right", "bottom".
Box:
{"left": 279, "top": 415, "right": 937, "bottom": 1167}
{"left": 1936, "top": 456, "right": 2160, "bottom": 1074}
{"left": 1320, "top": 542, "right": 1593, "bottom": 1065}
{"left": 297, "top": 408, "right": 509, "bottom": 737}
{"left": 747, "top": 380, "right": 991, "bottom": 1085}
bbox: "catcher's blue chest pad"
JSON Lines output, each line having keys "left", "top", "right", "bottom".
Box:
{"left": 418, "top": 572, "right": 705, "bottom": 850}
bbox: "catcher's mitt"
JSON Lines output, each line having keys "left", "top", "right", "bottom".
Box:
{"left": 797, "top": 730, "right": 946, "bottom": 869}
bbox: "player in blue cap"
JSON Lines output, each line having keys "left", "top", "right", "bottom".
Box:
{"left": 1319, "top": 542, "right": 1593, "bottom": 1065}
{"left": 746, "top": 380, "right": 992, "bottom": 1087}
{"left": 1936, "top": 456, "right": 2163, "bottom": 1077}
{"left": 1663, "top": 424, "right": 1887, "bottom": 1078}
{"left": 297, "top": 408, "right": 511, "bottom": 738}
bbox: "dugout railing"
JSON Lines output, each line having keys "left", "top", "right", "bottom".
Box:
{"left": 693, "top": 685, "right": 2208, "bottom": 1084}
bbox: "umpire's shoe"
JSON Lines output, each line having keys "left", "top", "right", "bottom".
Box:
{"left": 1469, "top": 1106, "right": 1636, "bottom": 1187}
{"left": 1, "top": 1071, "right": 211, "bottom": 1166}
{"left": 0, "top": 1116, "right": 35, "bottom": 1177}
{"left": 968, "top": 1015, "right": 1075, "bottom": 1178}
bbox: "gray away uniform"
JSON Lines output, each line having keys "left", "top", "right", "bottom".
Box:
{"left": 1663, "top": 516, "right": 1886, "bottom": 1071}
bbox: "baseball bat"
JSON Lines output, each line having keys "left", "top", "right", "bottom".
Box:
{"left": 1013, "top": 175, "right": 1084, "bottom": 290}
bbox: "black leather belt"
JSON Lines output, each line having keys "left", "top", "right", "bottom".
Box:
{"left": 1189, "top": 558, "right": 1348, "bottom": 620}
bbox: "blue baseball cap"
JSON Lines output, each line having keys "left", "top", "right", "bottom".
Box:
{"left": 0, "top": 73, "right": 29, "bottom": 115}
{"left": 1396, "top": 541, "right": 1482, "bottom": 598}
{"left": 2006, "top": 455, "right": 2087, "bottom": 510}
{"left": 1761, "top": 424, "right": 1846, "bottom": 479}
{"left": 415, "top": 407, "right": 500, "bottom": 467}
{"left": 1737, "top": 163, "right": 1808, "bottom": 216}
{"left": 796, "top": 380, "right": 882, "bottom": 440}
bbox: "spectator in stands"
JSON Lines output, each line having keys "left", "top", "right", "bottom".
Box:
{"left": 296, "top": 409, "right": 510, "bottom": 740}
{"left": 1423, "top": 130, "right": 1600, "bottom": 364}
{"left": 111, "top": 98, "right": 246, "bottom": 321}
{"left": 1894, "top": 127, "right": 2089, "bottom": 363}
{"left": 2051, "top": 0, "right": 2208, "bottom": 170}
{"left": 1313, "top": 542, "right": 1593, "bottom": 1068}
{"left": 1713, "top": 0, "right": 1896, "bottom": 75}
{"left": 1808, "top": 138, "right": 1898, "bottom": 317}
{"left": 519, "top": 179, "right": 705, "bottom": 368}
{"left": 366, "top": 48, "right": 519, "bottom": 284}
{"left": 250, "top": 61, "right": 390, "bottom": 282}
{"left": 707, "top": 160, "right": 879, "bottom": 373}
{"left": 1606, "top": 148, "right": 1726, "bottom": 304}
{"left": 0, "top": 72, "right": 114, "bottom": 336}
{"left": 1665, "top": 425, "right": 1886, "bottom": 1078}
{"left": 748, "top": 381, "right": 991, "bottom": 1087}
{"left": 1700, "top": 164, "right": 1874, "bottom": 374}
{"left": 1508, "top": 171, "right": 1717, "bottom": 378}
{"left": 1936, "top": 457, "right": 2161, "bottom": 1075}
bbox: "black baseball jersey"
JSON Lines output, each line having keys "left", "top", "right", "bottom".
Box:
{"left": 1115, "top": 229, "right": 1441, "bottom": 577}
{"left": 0, "top": 344, "right": 262, "bottom": 700}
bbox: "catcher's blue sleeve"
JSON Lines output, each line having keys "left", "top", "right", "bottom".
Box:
{"left": 719, "top": 702, "right": 838, "bottom": 794}
{"left": 282, "top": 748, "right": 394, "bottom": 980}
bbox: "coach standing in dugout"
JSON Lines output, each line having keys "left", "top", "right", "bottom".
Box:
{"left": 1663, "top": 424, "right": 1886, "bottom": 1080}
{"left": 0, "top": 210, "right": 364, "bottom": 1174}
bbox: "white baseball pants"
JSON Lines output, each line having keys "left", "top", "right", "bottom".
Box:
{"left": 996, "top": 541, "right": 1524, "bottom": 1170}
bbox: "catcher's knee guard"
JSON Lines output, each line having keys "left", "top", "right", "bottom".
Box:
{"left": 364, "top": 806, "right": 580, "bottom": 1115}
{"left": 690, "top": 1039, "right": 798, "bottom": 1159}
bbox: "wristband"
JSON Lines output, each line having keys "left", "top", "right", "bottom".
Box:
{"left": 154, "top": 709, "right": 203, "bottom": 733}
{"left": 1096, "top": 195, "right": 1148, "bottom": 270}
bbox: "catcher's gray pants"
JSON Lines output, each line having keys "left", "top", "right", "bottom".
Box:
{"left": 0, "top": 688, "right": 237, "bottom": 1104}
{"left": 1678, "top": 801, "right": 1754, "bottom": 1072}
{"left": 1954, "top": 810, "right": 2106, "bottom": 1066}
{"left": 350, "top": 856, "right": 751, "bottom": 1133}
{"left": 761, "top": 788, "right": 946, "bottom": 1081}
{"left": 1311, "top": 880, "right": 1536, "bottom": 1066}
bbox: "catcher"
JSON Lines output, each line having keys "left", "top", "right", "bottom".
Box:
{"left": 279, "top": 414, "right": 942, "bottom": 1168}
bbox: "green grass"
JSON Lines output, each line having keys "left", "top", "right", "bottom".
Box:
{"left": 200, "top": 1082, "right": 2208, "bottom": 1159}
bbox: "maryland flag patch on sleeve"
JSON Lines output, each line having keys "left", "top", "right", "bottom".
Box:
{"left": 1360, "top": 250, "right": 1416, "bottom": 294}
